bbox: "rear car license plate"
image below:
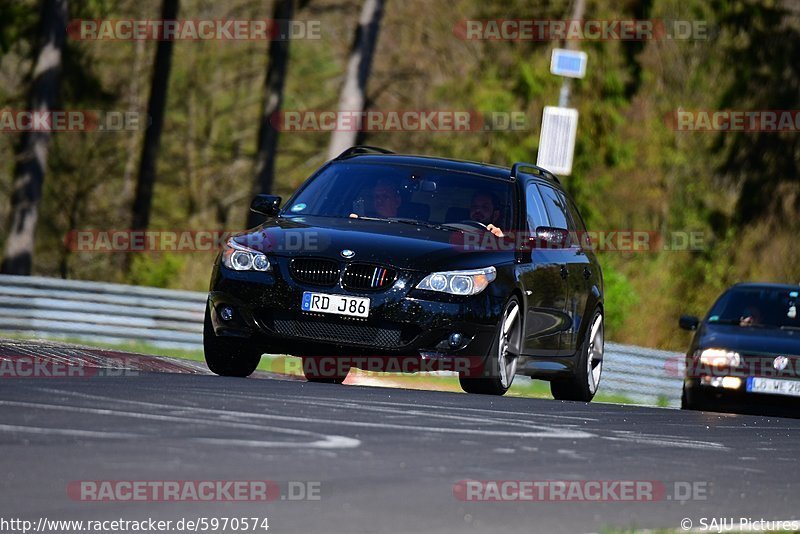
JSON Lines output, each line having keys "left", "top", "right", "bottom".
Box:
{"left": 301, "top": 292, "right": 370, "bottom": 318}
{"left": 747, "top": 377, "right": 800, "bottom": 397}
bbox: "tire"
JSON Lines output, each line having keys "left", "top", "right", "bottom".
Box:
{"left": 550, "top": 309, "right": 604, "bottom": 402}
{"left": 203, "top": 308, "right": 262, "bottom": 377}
{"left": 681, "top": 384, "right": 709, "bottom": 411}
{"left": 302, "top": 356, "right": 350, "bottom": 384}
{"left": 459, "top": 296, "right": 522, "bottom": 396}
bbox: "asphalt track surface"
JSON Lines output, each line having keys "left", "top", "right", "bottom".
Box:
{"left": 1, "top": 339, "right": 799, "bottom": 534}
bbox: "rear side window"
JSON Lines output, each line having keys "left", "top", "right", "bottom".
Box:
{"left": 537, "top": 185, "right": 569, "bottom": 230}
{"left": 525, "top": 183, "right": 549, "bottom": 231}
{"left": 563, "top": 194, "right": 592, "bottom": 248}
{"left": 564, "top": 197, "right": 588, "bottom": 234}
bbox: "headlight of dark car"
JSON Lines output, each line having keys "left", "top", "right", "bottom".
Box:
{"left": 695, "top": 348, "right": 741, "bottom": 368}
{"left": 221, "top": 237, "right": 271, "bottom": 272}
{"left": 416, "top": 266, "right": 496, "bottom": 296}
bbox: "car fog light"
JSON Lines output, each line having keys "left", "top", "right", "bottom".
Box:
{"left": 702, "top": 376, "right": 724, "bottom": 387}
{"left": 721, "top": 376, "right": 742, "bottom": 390}
{"left": 449, "top": 333, "right": 463, "bottom": 348}
{"left": 219, "top": 306, "right": 234, "bottom": 321}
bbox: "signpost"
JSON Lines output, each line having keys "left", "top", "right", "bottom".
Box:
{"left": 537, "top": 44, "right": 587, "bottom": 176}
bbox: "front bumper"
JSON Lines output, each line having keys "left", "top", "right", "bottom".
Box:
{"left": 684, "top": 371, "right": 800, "bottom": 407}
{"left": 206, "top": 257, "right": 507, "bottom": 362}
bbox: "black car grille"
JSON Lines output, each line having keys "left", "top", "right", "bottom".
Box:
{"left": 273, "top": 319, "right": 402, "bottom": 348}
{"left": 342, "top": 263, "right": 397, "bottom": 291}
{"left": 289, "top": 258, "right": 339, "bottom": 286}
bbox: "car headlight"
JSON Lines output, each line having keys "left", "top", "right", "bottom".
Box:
{"left": 221, "top": 238, "right": 271, "bottom": 272}
{"left": 416, "top": 266, "right": 496, "bottom": 296}
{"left": 697, "top": 348, "right": 741, "bottom": 368}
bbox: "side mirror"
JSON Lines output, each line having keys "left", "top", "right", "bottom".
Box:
{"left": 532, "top": 226, "right": 570, "bottom": 249}
{"left": 679, "top": 315, "right": 700, "bottom": 331}
{"left": 250, "top": 195, "right": 282, "bottom": 217}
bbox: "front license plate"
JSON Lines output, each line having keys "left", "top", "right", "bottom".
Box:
{"left": 301, "top": 292, "right": 370, "bottom": 318}
{"left": 747, "top": 377, "right": 800, "bottom": 398}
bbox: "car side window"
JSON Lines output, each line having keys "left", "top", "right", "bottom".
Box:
{"left": 561, "top": 193, "right": 592, "bottom": 249}
{"left": 525, "top": 183, "right": 549, "bottom": 232}
{"left": 537, "top": 185, "right": 569, "bottom": 230}
{"left": 564, "top": 196, "right": 587, "bottom": 234}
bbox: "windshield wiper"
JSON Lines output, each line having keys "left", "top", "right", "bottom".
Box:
{"left": 780, "top": 325, "right": 800, "bottom": 331}
{"left": 349, "top": 216, "right": 456, "bottom": 232}
{"left": 385, "top": 217, "right": 452, "bottom": 231}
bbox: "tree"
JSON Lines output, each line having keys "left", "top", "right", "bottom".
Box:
{"left": 1, "top": 0, "right": 68, "bottom": 275}
{"left": 326, "top": 0, "right": 386, "bottom": 160}
{"left": 130, "top": 0, "right": 179, "bottom": 236}
{"left": 247, "top": 0, "right": 296, "bottom": 229}
{"left": 713, "top": 0, "right": 800, "bottom": 226}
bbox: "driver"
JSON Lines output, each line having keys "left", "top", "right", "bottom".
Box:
{"left": 469, "top": 192, "right": 504, "bottom": 237}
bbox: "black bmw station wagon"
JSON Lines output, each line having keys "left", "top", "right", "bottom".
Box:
{"left": 204, "top": 147, "right": 604, "bottom": 400}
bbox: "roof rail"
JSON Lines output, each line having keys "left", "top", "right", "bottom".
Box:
{"left": 510, "top": 162, "right": 560, "bottom": 184}
{"left": 335, "top": 145, "right": 396, "bottom": 160}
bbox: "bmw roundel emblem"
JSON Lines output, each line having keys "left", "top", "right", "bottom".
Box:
{"left": 340, "top": 249, "right": 355, "bottom": 259}
{"left": 773, "top": 356, "right": 789, "bottom": 371}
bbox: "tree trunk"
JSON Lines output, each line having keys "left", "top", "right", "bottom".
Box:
{"left": 326, "top": 0, "right": 386, "bottom": 160}
{"left": 121, "top": 36, "right": 146, "bottom": 200}
{"left": 248, "top": 0, "right": 295, "bottom": 229}
{"left": 0, "top": 0, "right": 68, "bottom": 275}
{"left": 130, "top": 0, "right": 179, "bottom": 234}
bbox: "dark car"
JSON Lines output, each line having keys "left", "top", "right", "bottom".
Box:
{"left": 204, "top": 146, "right": 604, "bottom": 399}
{"left": 679, "top": 283, "right": 800, "bottom": 411}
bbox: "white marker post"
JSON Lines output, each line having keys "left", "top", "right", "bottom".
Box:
{"left": 537, "top": 106, "right": 579, "bottom": 176}
{"left": 537, "top": 47, "right": 587, "bottom": 176}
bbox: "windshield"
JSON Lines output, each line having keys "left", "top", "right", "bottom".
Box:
{"left": 707, "top": 287, "right": 800, "bottom": 329}
{"left": 283, "top": 162, "right": 516, "bottom": 230}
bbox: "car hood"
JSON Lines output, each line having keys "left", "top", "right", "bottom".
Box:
{"left": 235, "top": 215, "right": 514, "bottom": 272}
{"left": 698, "top": 323, "right": 800, "bottom": 356}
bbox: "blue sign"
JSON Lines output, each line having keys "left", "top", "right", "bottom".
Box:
{"left": 301, "top": 292, "right": 312, "bottom": 311}
{"left": 550, "top": 49, "right": 588, "bottom": 79}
